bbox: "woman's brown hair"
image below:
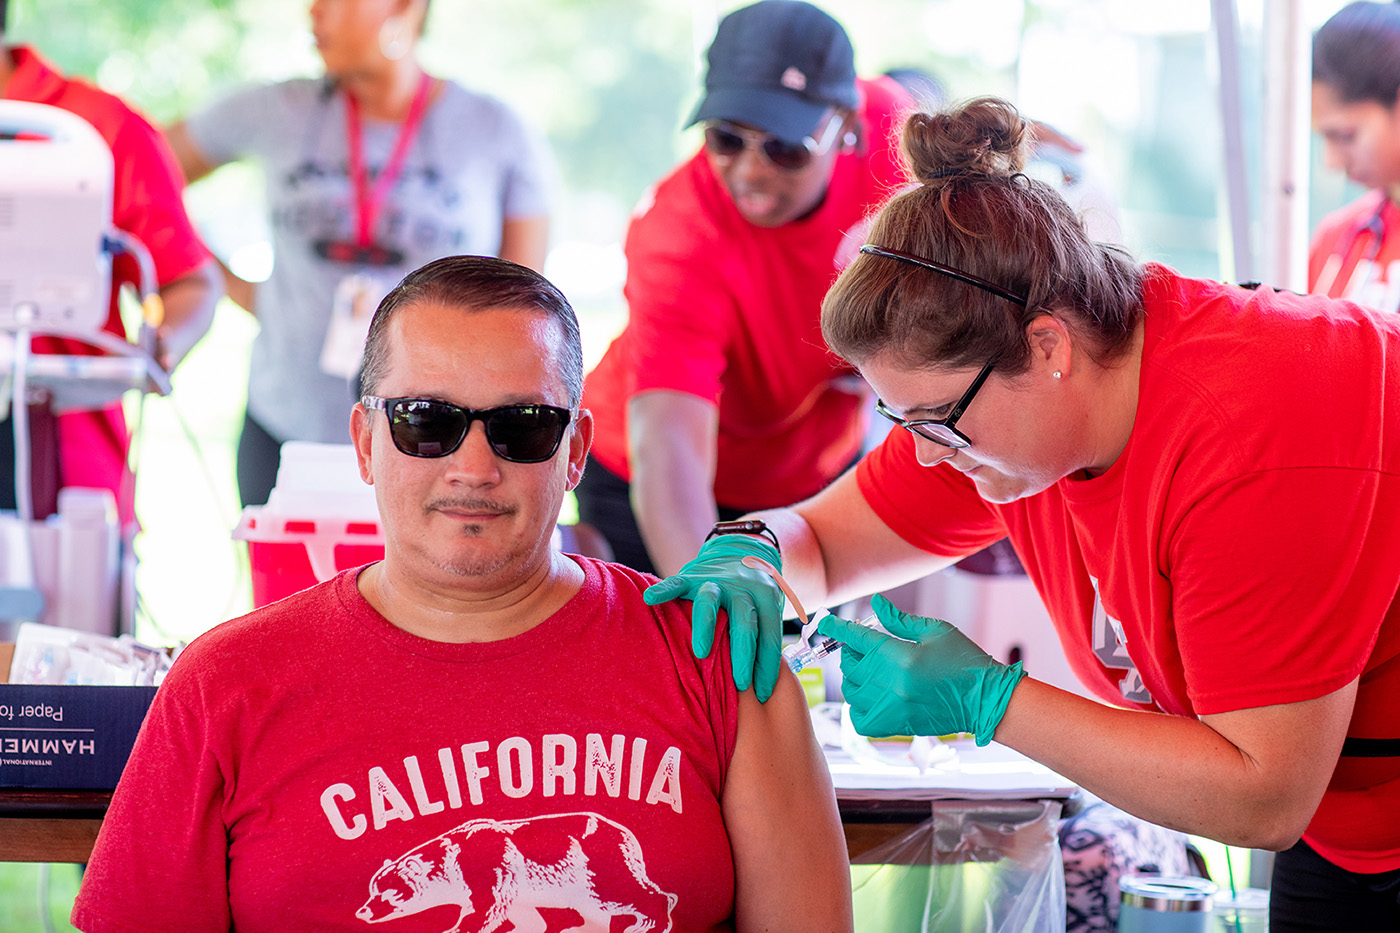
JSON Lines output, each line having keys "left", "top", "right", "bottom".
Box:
{"left": 821, "top": 96, "right": 1142, "bottom": 375}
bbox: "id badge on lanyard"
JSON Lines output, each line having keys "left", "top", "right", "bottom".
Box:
{"left": 317, "top": 72, "right": 432, "bottom": 379}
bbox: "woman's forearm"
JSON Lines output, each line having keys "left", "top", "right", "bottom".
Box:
{"left": 746, "top": 507, "right": 830, "bottom": 612}
{"left": 995, "top": 676, "right": 1356, "bottom": 850}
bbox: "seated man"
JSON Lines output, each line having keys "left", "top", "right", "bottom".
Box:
{"left": 72, "top": 255, "right": 853, "bottom": 932}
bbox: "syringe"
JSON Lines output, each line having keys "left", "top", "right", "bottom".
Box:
{"left": 783, "top": 613, "right": 878, "bottom": 673}
{"left": 784, "top": 634, "right": 843, "bottom": 673}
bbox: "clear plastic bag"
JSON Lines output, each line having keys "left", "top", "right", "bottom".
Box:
{"left": 8, "top": 621, "right": 174, "bottom": 686}
{"left": 851, "top": 798, "right": 1066, "bottom": 932}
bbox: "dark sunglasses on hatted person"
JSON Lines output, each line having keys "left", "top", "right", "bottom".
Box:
{"left": 702, "top": 111, "right": 843, "bottom": 171}
{"left": 873, "top": 357, "right": 998, "bottom": 450}
{"left": 361, "top": 396, "right": 573, "bottom": 462}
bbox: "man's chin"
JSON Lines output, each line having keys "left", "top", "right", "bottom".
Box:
{"left": 420, "top": 530, "right": 513, "bottom": 579}
{"left": 431, "top": 531, "right": 555, "bottom": 581}
{"left": 738, "top": 209, "right": 786, "bottom": 228}
{"left": 432, "top": 550, "right": 513, "bottom": 580}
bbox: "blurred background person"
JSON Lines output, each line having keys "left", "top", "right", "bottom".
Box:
{"left": 164, "top": 0, "right": 554, "bottom": 507}
{"left": 1304, "top": 0, "right": 1400, "bottom": 312}
{"left": 575, "top": 0, "right": 910, "bottom": 578}
{"left": 0, "top": 2, "right": 220, "bottom": 532}
{"left": 1309, "top": 0, "right": 1400, "bottom": 313}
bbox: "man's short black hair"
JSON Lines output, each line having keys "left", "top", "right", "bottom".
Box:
{"left": 360, "top": 255, "right": 584, "bottom": 408}
{"left": 1, "top": 0, "right": 9, "bottom": 34}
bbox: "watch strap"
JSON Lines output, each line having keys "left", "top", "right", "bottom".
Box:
{"left": 705, "top": 519, "right": 780, "bottom": 552}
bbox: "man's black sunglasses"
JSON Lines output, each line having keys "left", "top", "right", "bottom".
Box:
{"left": 361, "top": 396, "right": 572, "bottom": 463}
{"left": 702, "top": 112, "right": 842, "bottom": 172}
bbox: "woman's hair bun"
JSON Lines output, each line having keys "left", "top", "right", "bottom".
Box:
{"left": 902, "top": 96, "right": 1030, "bottom": 183}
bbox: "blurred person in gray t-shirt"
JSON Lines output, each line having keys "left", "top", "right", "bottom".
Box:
{"left": 166, "top": 0, "right": 554, "bottom": 507}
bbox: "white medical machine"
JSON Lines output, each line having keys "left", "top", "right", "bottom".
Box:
{"left": 0, "top": 99, "right": 171, "bottom": 639}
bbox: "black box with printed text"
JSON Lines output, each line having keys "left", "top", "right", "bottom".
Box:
{"left": 0, "top": 684, "right": 157, "bottom": 789}
{"left": 0, "top": 642, "right": 158, "bottom": 789}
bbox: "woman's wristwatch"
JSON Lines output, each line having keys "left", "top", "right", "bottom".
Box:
{"left": 704, "top": 519, "right": 780, "bottom": 552}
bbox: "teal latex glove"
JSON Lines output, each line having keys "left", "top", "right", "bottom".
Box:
{"left": 817, "top": 593, "right": 1026, "bottom": 746}
{"left": 643, "top": 535, "right": 785, "bottom": 702}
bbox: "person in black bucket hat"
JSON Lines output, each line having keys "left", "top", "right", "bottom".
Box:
{"left": 576, "top": 1, "right": 913, "bottom": 593}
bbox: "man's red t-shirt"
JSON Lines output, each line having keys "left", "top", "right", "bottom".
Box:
{"left": 74, "top": 559, "right": 742, "bottom": 931}
{"left": 857, "top": 265, "right": 1400, "bottom": 873}
{"left": 582, "top": 77, "right": 911, "bottom": 511}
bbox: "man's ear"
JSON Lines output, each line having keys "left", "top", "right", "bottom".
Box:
{"left": 350, "top": 403, "right": 375, "bottom": 486}
{"left": 565, "top": 409, "right": 594, "bottom": 491}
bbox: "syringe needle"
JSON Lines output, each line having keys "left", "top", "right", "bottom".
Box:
{"left": 783, "top": 634, "right": 842, "bottom": 673}
{"left": 782, "top": 612, "right": 881, "bottom": 673}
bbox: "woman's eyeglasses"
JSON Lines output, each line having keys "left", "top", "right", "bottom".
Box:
{"left": 702, "top": 112, "right": 843, "bottom": 172}
{"left": 873, "top": 358, "right": 998, "bottom": 449}
{"left": 361, "top": 396, "right": 572, "bottom": 462}
{"left": 860, "top": 243, "right": 1026, "bottom": 450}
